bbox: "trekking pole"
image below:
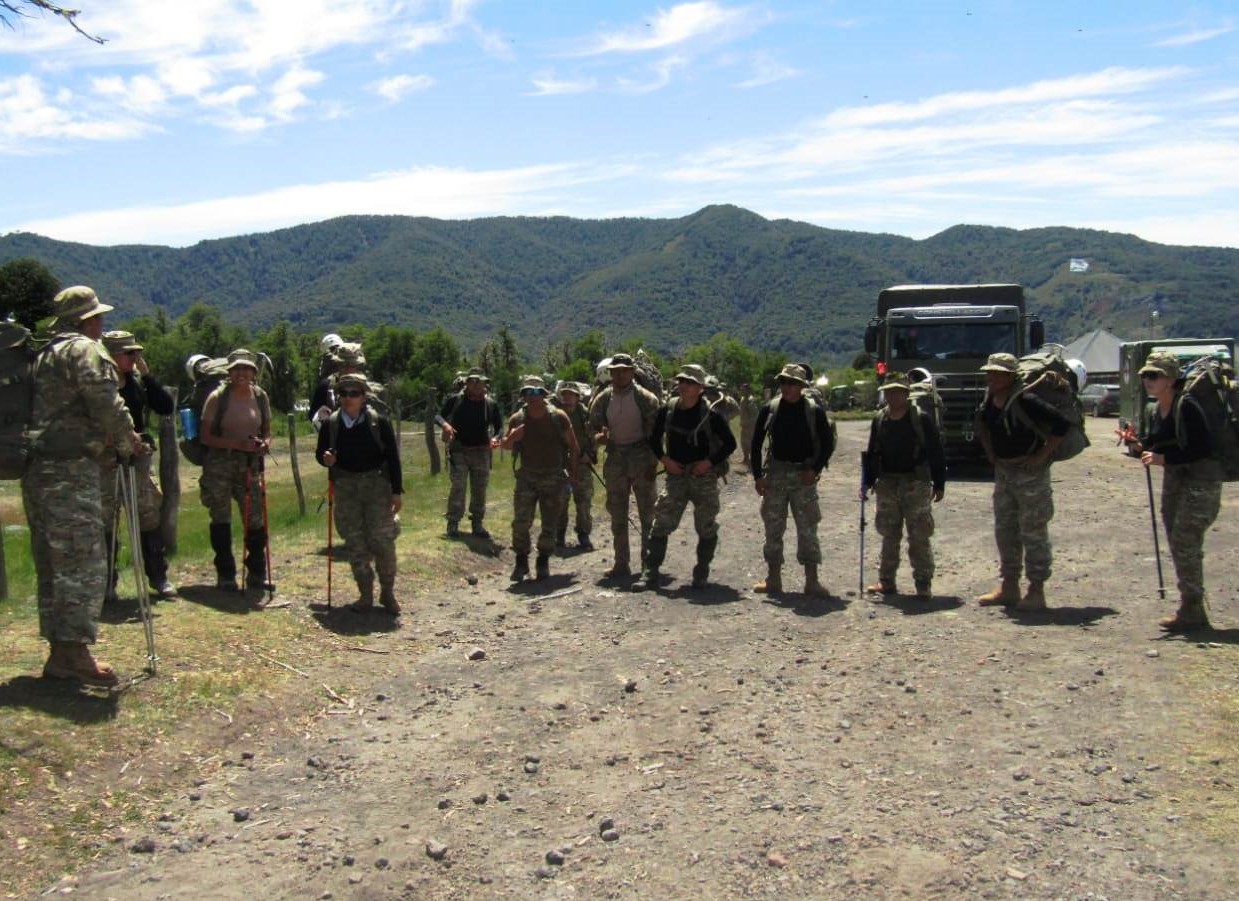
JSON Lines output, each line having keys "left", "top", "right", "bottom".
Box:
{"left": 257, "top": 456, "right": 275, "bottom": 604}
{"left": 108, "top": 464, "right": 123, "bottom": 603}
{"left": 858, "top": 452, "right": 870, "bottom": 595}
{"left": 1144, "top": 465, "right": 1167, "bottom": 600}
{"left": 122, "top": 463, "right": 157, "bottom": 674}
{"left": 326, "top": 477, "right": 335, "bottom": 609}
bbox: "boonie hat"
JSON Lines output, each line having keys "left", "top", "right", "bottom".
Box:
{"left": 608, "top": 353, "right": 636, "bottom": 370}
{"left": 102, "top": 330, "right": 143, "bottom": 356}
{"left": 980, "top": 353, "right": 1018, "bottom": 373}
{"left": 557, "top": 381, "right": 582, "bottom": 398}
{"left": 227, "top": 348, "right": 260, "bottom": 371}
{"left": 1139, "top": 351, "right": 1180, "bottom": 380}
{"left": 881, "top": 372, "right": 911, "bottom": 391}
{"left": 334, "top": 372, "right": 369, "bottom": 393}
{"left": 674, "top": 364, "right": 708, "bottom": 386}
{"left": 51, "top": 286, "right": 112, "bottom": 326}
{"left": 776, "top": 363, "right": 809, "bottom": 385}
{"left": 332, "top": 342, "right": 366, "bottom": 368}
{"left": 519, "top": 375, "right": 549, "bottom": 396}
{"left": 465, "top": 367, "right": 486, "bottom": 382}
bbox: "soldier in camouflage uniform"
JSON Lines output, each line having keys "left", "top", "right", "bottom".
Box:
{"left": 750, "top": 363, "right": 835, "bottom": 596}
{"left": 199, "top": 349, "right": 273, "bottom": 596}
{"left": 975, "top": 353, "right": 1070, "bottom": 611}
{"left": 317, "top": 373, "right": 403, "bottom": 615}
{"left": 588, "top": 353, "right": 662, "bottom": 580}
{"left": 860, "top": 373, "right": 946, "bottom": 600}
{"left": 1137, "top": 351, "right": 1222, "bottom": 631}
{"left": 437, "top": 369, "right": 502, "bottom": 538}
{"left": 503, "top": 376, "right": 579, "bottom": 581}
{"left": 24, "top": 286, "right": 144, "bottom": 687}
{"left": 738, "top": 383, "right": 759, "bottom": 468}
{"left": 99, "top": 330, "right": 177, "bottom": 602}
{"left": 704, "top": 376, "right": 740, "bottom": 422}
{"left": 555, "top": 382, "right": 595, "bottom": 550}
{"left": 643, "top": 365, "right": 736, "bottom": 589}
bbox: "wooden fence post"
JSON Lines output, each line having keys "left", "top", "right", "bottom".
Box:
{"left": 0, "top": 513, "right": 7, "bottom": 601}
{"left": 288, "top": 413, "right": 306, "bottom": 516}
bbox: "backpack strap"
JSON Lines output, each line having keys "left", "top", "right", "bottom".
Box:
{"left": 210, "top": 384, "right": 271, "bottom": 437}
{"left": 762, "top": 396, "right": 822, "bottom": 469}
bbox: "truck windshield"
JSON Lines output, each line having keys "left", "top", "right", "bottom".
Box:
{"left": 890, "top": 323, "right": 1017, "bottom": 361}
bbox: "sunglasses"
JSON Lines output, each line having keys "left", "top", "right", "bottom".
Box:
{"left": 122, "top": 349, "right": 141, "bottom": 356}
{"left": 337, "top": 389, "right": 365, "bottom": 398}
{"left": 1140, "top": 372, "right": 1164, "bottom": 381}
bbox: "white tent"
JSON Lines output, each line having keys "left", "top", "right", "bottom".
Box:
{"left": 1062, "top": 329, "right": 1125, "bottom": 382}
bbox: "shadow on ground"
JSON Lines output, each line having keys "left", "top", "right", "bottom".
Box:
{"left": 308, "top": 604, "right": 401, "bottom": 635}
{"left": 0, "top": 675, "right": 120, "bottom": 722}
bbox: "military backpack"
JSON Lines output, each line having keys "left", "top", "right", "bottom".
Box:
{"left": 0, "top": 323, "right": 37, "bottom": 479}
{"left": 666, "top": 396, "right": 731, "bottom": 478}
{"left": 1174, "top": 356, "right": 1239, "bottom": 481}
{"left": 179, "top": 364, "right": 271, "bottom": 466}
{"left": 1001, "top": 347, "right": 1090, "bottom": 463}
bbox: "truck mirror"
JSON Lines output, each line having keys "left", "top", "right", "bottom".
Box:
{"left": 864, "top": 325, "right": 878, "bottom": 354}
{"left": 1029, "top": 321, "right": 1045, "bottom": 349}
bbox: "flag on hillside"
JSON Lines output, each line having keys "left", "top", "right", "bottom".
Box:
{"left": 1069, "top": 258, "right": 1089, "bottom": 272}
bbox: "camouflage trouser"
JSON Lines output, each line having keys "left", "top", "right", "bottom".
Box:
{"left": 760, "top": 462, "right": 822, "bottom": 566}
{"left": 512, "top": 467, "right": 567, "bottom": 555}
{"left": 651, "top": 472, "right": 721, "bottom": 541}
{"left": 333, "top": 469, "right": 400, "bottom": 592}
{"left": 199, "top": 448, "right": 265, "bottom": 529}
{"left": 740, "top": 423, "right": 756, "bottom": 464}
{"left": 874, "top": 474, "right": 935, "bottom": 584}
{"left": 992, "top": 459, "right": 1054, "bottom": 583}
{"left": 603, "top": 443, "right": 658, "bottom": 567}
{"left": 22, "top": 457, "right": 107, "bottom": 644}
{"left": 1162, "top": 464, "right": 1221, "bottom": 603}
{"left": 447, "top": 444, "right": 491, "bottom": 526}
{"left": 564, "top": 466, "right": 594, "bottom": 535}
{"left": 100, "top": 452, "right": 162, "bottom": 534}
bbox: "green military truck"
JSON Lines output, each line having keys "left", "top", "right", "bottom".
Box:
{"left": 1117, "top": 337, "right": 1235, "bottom": 449}
{"left": 864, "top": 284, "right": 1044, "bottom": 459}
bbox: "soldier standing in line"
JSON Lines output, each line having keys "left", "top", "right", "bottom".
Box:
{"left": 99, "top": 330, "right": 178, "bottom": 603}
{"left": 704, "top": 376, "right": 740, "bottom": 422}
{"left": 738, "top": 382, "right": 759, "bottom": 469}
{"left": 198, "top": 350, "right": 273, "bottom": 596}
{"left": 750, "top": 363, "right": 834, "bottom": 597}
{"left": 1136, "top": 351, "right": 1222, "bottom": 632}
{"left": 24, "top": 286, "right": 145, "bottom": 687}
{"left": 555, "top": 382, "right": 596, "bottom": 550}
{"left": 503, "top": 377, "right": 579, "bottom": 581}
{"left": 975, "top": 353, "right": 1070, "bottom": 611}
{"left": 317, "top": 373, "right": 403, "bottom": 616}
{"left": 436, "top": 368, "right": 502, "bottom": 538}
{"left": 860, "top": 373, "right": 946, "bottom": 600}
{"left": 588, "top": 353, "right": 662, "bottom": 581}
{"left": 643, "top": 365, "right": 736, "bottom": 589}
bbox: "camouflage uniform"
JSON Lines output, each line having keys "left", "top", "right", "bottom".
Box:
{"left": 200, "top": 446, "right": 266, "bottom": 529}
{"left": 23, "top": 322, "right": 136, "bottom": 645}
{"left": 992, "top": 461, "right": 1054, "bottom": 583}
{"left": 738, "top": 391, "right": 759, "bottom": 465}
{"left": 331, "top": 468, "right": 400, "bottom": 605}
{"left": 509, "top": 408, "right": 572, "bottom": 557}
{"left": 760, "top": 462, "right": 822, "bottom": 566}
{"left": 559, "top": 395, "right": 595, "bottom": 542}
{"left": 874, "top": 477, "right": 935, "bottom": 584}
{"left": 1162, "top": 464, "right": 1221, "bottom": 603}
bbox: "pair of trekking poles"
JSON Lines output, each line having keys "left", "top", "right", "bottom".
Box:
{"left": 107, "top": 462, "right": 158, "bottom": 676}
{"left": 242, "top": 455, "right": 277, "bottom": 605}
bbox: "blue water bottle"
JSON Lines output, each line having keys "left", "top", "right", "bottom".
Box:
{"left": 179, "top": 407, "right": 199, "bottom": 441}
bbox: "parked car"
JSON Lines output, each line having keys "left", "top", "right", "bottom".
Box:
{"left": 1079, "top": 383, "right": 1120, "bottom": 417}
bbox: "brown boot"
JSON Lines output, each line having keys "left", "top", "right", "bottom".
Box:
{"left": 866, "top": 579, "right": 896, "bottom": 595}
{"left": 42, "top": 642, "right": 119, "bottom": 687}
{"left": 754, "top": 564, "right": 782, "bottom": 595}
{"left": 1016, "top": 581, "right": 1047, "bottom": 611}
{"left": 804, "top": 565, "right": 829, "bottom": 598}
{"left": 977, "top": 578, "right": 1021, "bottom": 607}
{"left": 1159, "top": 599, "right": 1210, "bottom": 632}
{"left": 914, "top": 580, "right": 932, "bottom": 600}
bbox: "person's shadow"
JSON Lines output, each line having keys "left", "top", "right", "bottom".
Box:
{"left": 1156, "top": 626, "right": 1239, "bottom": 645}
{"left": 874, "top": 593, "right": 966, "bottom": 616}
{"left": 309, "top": 604, "right": 401, "bottom": 635}
{"left": 1005, "top": 605, "right": 1119, "bottom": 627}
{"left": 0, "top": 676, "right": 120, "bottom": 721}
{"left": 506, "top": 572, "right": 578, "bottom": 597}
{"left": 177, "top": 584, "right": 265, "bottom": 615}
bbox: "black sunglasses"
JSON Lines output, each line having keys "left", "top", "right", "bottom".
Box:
{"left": 1140, "top": 372, "right": 1163, "bottom": 381}
{"left": 337, "top": 389, "right": 366, "bottom": 398}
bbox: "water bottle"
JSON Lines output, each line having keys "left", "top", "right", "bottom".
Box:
{"left": 179, "top": 407, "right": 199, "bottom": 441}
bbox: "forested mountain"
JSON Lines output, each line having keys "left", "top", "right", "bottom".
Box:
{"left": 3, "top": 205, "right": 1236, "bottom": 359}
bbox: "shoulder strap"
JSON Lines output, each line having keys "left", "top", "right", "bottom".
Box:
{"left": 209, "top": 384, "right": 230, "bottom": 436}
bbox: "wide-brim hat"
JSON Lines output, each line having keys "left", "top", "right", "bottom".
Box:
{"left": 881, "top": 372, "right": 911, "bottom": 391}
{"left": 1139, "top": 351, "right": 1180, "bottom": 380}
{"left": 227, "top": 348, "right": 260, "bottom": 371}
{"left": 51, "top": 286, "right": 112, "bottom": 326}
{"left": 674, "top": 363, "right": 708, "bottom": 386}
{"left": 556, "top": 380, "right": 583, "bottom": 398}
{"left": 465, "top": 367, "right": 487, "bottom": 383}
{"left": 776, "top": 363, "right": 809, "bottom": 385}
{"left": 334, "top": 372, "right": 370, "bottom": 393}
{"left": 980, "top": 353, "right": 1018, "bottom": 373}
{"left": 102, "top": 330, "right": 143, "bottom": 355}
{"left": 608, "top": 353, "right": 636, "bottom": 370}
{"left": 519, "top": 375, "right": 549, "bottom": 396}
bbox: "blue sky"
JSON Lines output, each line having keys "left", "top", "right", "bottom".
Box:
{"left": 1, "top": 1, "right": 1236, "bottom": 248}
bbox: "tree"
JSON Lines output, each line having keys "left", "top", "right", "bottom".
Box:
{"left": 1, "top": 0, "right": 104, "bottom": 43}
{"left": 0, "top": 257, "right": 59, "bottom": 329}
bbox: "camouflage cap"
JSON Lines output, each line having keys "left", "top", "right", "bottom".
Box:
{"left": 1139, "top": 351, "right": 1180, "bottom": 380}
{"left": 674, "top": 363, "right": 708, "bottom": 386}
{"left": 881, "top": 371, "right": 911, "bottom": 391}
{"left": 334, "top": 372, "right": 370, "bottom": 393}
{"left": 227, "top": 348, "right": 260, "bottom": 371}
{"left": 704, "top": 375, "right": 721, "bottom": 390}
{"left": 776, "top": 363, "right": 809, "bottom": 385}
{"left": 51, "top": 286, "right": 113, "bottom": 325}
{"left": 519, "top": 374, "right": 549, "bottom": 396}
{"left": 556, "top": 380, "right": 583, "bottom": 398}
{"left": 608, "top": 353, "right": 636, "bottom": 370}
{"left": 102, "top": 330, "right": 143, "bottom": 356}
{"left": 980, "top": 352, "right": 1018, "bottom": 373}
{"left": 465, "top": 367, "right": 487, "bottom": 382}
{"left": 332, "top": 342, "right": 366, "bottom": 368}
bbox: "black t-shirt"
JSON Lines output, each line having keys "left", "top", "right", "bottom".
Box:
{"left": 316, "top": 409, "right": 403, "bottom": 494}
{"left": 120, "top": 373, "right": 174, "bottom": 436}
{"left": 441, "top": 394, "right": 502, "bottom": 446}
{"left": 868, "top": 410, "right": 947, "bottom": 492}
{"left": 981, "top": 393, "right": 1070, "bottom": 459}
{"left": 750, "top": 398, "right": 834, "bottom": 478}
{"left": 1145, "top": 396, "right": 1213, "bottom": 465}
{"left": 648, "top": 402, "right": 737, "bottom": 466}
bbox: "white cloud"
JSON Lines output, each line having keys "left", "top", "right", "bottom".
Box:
{"left": 370, "top": 74, "right": 436, "bottom": 103}
{"left": 576, "top": 1, "right": 755, "bottom": 55}
{"left": 269, "top": 66, "right": 325, "bottom": 120}
{"left": 0, "top": 74, "right": 154, "bottom": 152}
{"left": 1154, "top": 24, "right": 1234, "bottom": 48}
{"left": 735, "top": 53, "right": 798, "bottom": 89}
{"left": 527, "top": 73, "right": 598, "bottom": 96}
{"left": 618, "top": 56, "right": 688, "bottom": 94}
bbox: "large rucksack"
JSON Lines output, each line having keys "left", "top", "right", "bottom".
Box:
{"left": 632, "top": 349, "right": 664, "bottom": 398}
{"left": 1175, "top": 356, "right": 1239, "bottom": 481}
{"left": 0, "top": 323, "right": 37, "bottom": 479}
{"left": 179, "top": 362, "right": 271, "bottom": 465}
{"left": 1004, "top": 347, "right": 1090, "bottom": 462}
{"left": 666, "top": 396, "right": 732, "bottom": 478}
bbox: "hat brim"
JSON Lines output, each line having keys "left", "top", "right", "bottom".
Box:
{"left": 777, "top": 376, "right": 808, "bottom": 385}
{"left": 228, "top": 360, "right": 259, "bottom": 371}
{"left": 1138, "top": 365, "right": 1174, "bottom": 377}
{"left": 979, "top": 365, "right": 1016, "bottom": 373}
{"left": 80, "top": 302, "right": 114, "bottom": 319}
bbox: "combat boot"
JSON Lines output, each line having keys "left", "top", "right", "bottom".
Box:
{"left": 1016, "top": 581, "right": 1047, "bottom": 611}
{"left": 210, "top": 523, "right": 238, "bottom": 591}
{"left": 804, "top": 564, "right": 829, "bottom": 598}
{"left": 141, "top": 529, "right": 177, "bottom": 599}
{"left": 866, "top": 579, "right": 896, "bottom": 595}
{"left": 1159, "top": 598, "right": 1210, "bottom": 632}
{"left": 535, "top": 553, "right": 551, "bottom": 581}
{"left": 42, "top": 642, "right": 118, "bottom": 688}
{"left": 643, "top": 535, "right": 668, "bottom": 587}
{"left": 511, "top": 553, "right": 530, "bottom": 581}
{"left": 754, "top": 563, "right": 782, "bottom": 595}
{"left": 244, "top": 529, "right": 270, "bottom": 595}
{"left": 576, "top": 529, "right": 593, "bottom": 550}
{"left": 691, "top": 536, "right": 718, "bottom": 589}
{"left": 556, "top": 525, "right": 568, "bottom": 549}
{"left": 915, "top": 580, "right": 933, "bottom": 600}
{"left": 977, "top": 577, "right": 1020, "bottom": 607}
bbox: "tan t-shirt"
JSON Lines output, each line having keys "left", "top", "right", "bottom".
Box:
{"left": 203, "top": 388, "right": 265, "bottom": 443}
{"left": 605, "top": 387, "right": 644, "bottom": 445}
{"left": 512, "top": 408, "right": 570, "bottom": 472}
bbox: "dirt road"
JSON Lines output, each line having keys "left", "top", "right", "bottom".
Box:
{"left": 62, "top": 417, "right": 1239, "bottom": 900}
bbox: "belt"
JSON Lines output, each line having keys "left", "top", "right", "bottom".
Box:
{"left": 609, "top": 440, "right": 647, "bottom": 449}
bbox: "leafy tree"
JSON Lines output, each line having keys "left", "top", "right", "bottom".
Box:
{"left": 0, "top": 257, "right": 59, "bottom": 328}
{"left": 257, "top": 321, "right": 302, "bottom": 412}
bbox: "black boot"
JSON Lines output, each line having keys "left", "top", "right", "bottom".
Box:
{"left": 511, "top": 553, "right": 530, "bottom": 581}
{"left": 556, "top": 524, "right": 568, "bottom": 549}
{"left": 643, "top": 534, "right": 668, "bottom": 587}
{"left": 244, "top": 529, "right": 269, "bottom": 594}
{"left": 576, "top": 529, "right": 593, "bottom": 550}
{"left": 535, "top": 553, "right": 551, "bottom": 581}
{"left": 210, "top": 523, "right": 237, "bottom": 591}
{"left": 692, "top": 536, "right": 717, "bottom": 589}
{"left": 141, "top": 529, "right": 176, "bottom": 598}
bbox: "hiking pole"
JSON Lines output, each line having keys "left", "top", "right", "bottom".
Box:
{"left": 108, "top": 463, "right": 123, "bottom": 605}
{"left": 121, "top": 463, "right": 157, "bottom": 674}
{"left": 858, "top": 452, "right": 870, "bottom": 595}
{"left": 326, "top": 477, "right": 335, "bottom": 609}
{"left": 258, "top": 456, "right": 275, "bottom": 604}
{"left": 1144, "top": 465, "right": 1167, "bottom": 600}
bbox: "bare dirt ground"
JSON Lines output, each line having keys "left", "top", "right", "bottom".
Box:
{"left": 39, "top": 418, "right": 1239, "bottom": 899}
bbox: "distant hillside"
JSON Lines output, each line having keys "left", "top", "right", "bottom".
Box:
{"left": 3, "top": 206, "right": 1236, "bottom": 359}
